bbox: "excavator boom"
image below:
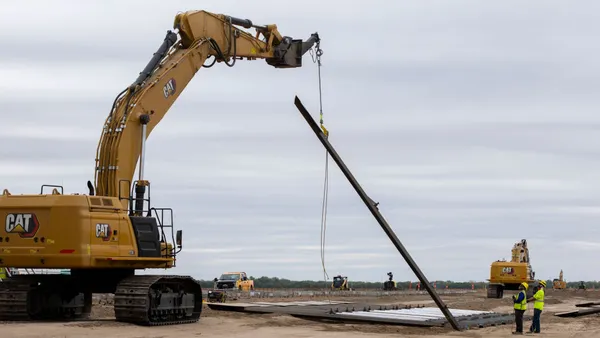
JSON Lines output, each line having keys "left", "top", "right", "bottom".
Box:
{"left": 93, "top": 10, "right": 319, "bottom": 210}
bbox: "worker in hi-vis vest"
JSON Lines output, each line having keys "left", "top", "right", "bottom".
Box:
{"left": 512, "top": 282, "right": 528, "bottom": 334}
{"left": 527, "top": 280, "right": 546, "bottom": 333}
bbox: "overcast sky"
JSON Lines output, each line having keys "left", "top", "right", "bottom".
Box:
{"left": 1, "top": 0, "right": 600, "bottom": 283}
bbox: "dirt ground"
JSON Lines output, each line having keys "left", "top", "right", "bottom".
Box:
{"left": 1, "top": 289, "right": 599, "bottom": 338}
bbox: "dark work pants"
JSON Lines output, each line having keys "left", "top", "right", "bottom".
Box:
{"left": 529, "top": 308, "right": 542, "bottom": 333}
{"left": 514, "top": 309, "right": 525, "bottom": 332}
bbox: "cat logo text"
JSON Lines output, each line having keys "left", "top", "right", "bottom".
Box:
{"left": 5, "top": 213, "right": 40, "bottom": 238}
{"left": 95, "top": 223, "right": 112, "bottom": 241}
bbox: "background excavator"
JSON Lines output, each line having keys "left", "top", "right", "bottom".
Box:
{"left": 487, "top": 239, "right": 537, "bottom": 299}
{"left": 553, "top": 269, "right": 567, "bottom": 290}
{"left": 0, "top": 10, "right": 319, "bottom": 325}
{"left": 383, "top": 272, "right": 398, "bottom": 291}
{"left": 331, "top": 275, "right": 351, "bottom": 290}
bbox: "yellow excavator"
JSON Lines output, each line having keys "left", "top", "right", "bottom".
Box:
{"left": 487, "top": 239, "right": 537, "bottom": 299}
{"left": 0, "top": 10, "right": 319, "bottom": 325}
{"left": 553, "top": 270, "right": 567, "bottom": 290}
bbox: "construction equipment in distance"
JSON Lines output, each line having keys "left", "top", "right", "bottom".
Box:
{"left": 207, "top": 289, "right": 227, "bottom": 303}
{"left": 207, "top": 271, "right": 254, "bottom": 302}
{"left": 207, "top": 278, "right": 227, "bottom": 303}
{"left": 332, "top": 275, "right": 351, "bottom": 290}
{"left": 383, "top": 271, "right": 398, "bottom": 290}
{"left": 487, "top": 239, "right": 536, "bottom": 299}
{"left": 0, "top": 10, "right": 319, "bottom": 326}
{"left": 214, "top": 271, "right": 254, "bottom": 291}
{"left": 553, "top": 270, "right": 567, "bottom": 290}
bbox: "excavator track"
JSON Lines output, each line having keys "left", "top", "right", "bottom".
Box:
{"left": 0, "top": 277, "right": 34, "bottom": 320}
{"left": 0, "top": 275, "right": 91, "bottom": 321}
{"left": 114, "top": 274, "right": 202, "bottom": 326}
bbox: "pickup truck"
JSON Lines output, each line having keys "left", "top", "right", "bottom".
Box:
{"left": 214, "top": 271, "right": 254, "bottom": 291}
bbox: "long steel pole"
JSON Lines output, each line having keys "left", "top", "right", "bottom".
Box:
{"left": 293, "top": 96, "right": 461, "bottom": 331}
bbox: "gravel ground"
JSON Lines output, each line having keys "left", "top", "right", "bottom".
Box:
{"left": 1, "top": 289, "right": 599, "bottom": 337}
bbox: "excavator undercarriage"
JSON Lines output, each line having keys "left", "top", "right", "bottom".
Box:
{"left": 0, "top": 275, "right": 92, "bottom": 321}
{"left": 0, "top": 270, "right": 202, "bottom": 325}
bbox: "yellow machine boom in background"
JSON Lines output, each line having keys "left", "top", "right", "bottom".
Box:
{"left": 0, "top": 10, "right": 319, "bottom": 325}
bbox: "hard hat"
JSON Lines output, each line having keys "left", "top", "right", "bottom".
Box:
{"left": 539, "top": 280, "right": 546, "bottom": 288}
{"left": 521, "top": 282, "right": 529, "bottom": 290}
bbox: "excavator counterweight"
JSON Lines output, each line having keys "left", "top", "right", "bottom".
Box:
{"left": 0, "top": 9, "right": 319, "bottom": 326}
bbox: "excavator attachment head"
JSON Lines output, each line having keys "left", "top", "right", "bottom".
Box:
{"left": 171, "top": 10, "right": 320, "bottom": 70}
{"left": 266, "top": 33, "right": 321, "bottom": 68}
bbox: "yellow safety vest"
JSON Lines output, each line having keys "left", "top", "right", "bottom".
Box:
{"left": 533, "top": 288, "right": 544, "bottom": 311}
{"left": 514, "top": 290, "right": 527, "bottom": 310}
{"left": 0, "top": 268, "right": 6, "bottom": 280}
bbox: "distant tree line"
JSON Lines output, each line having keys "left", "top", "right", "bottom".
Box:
{"left": 198, "top": 276, "right": 484, "bottom": 289}
{"left": 518, "top": 280, "right": 600, "bottom": 289}
{"left": 197, "top": 276, "right": 600, "bottom": 290}
{"left": 564, "top": 281, "right": 600, "bottom": 289}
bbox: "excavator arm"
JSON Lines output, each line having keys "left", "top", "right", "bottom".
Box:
{"left": 92, "top": 10, "right": 320, "bottom": 211}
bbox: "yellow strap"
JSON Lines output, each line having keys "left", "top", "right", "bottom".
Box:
{"left": 319, "top": 112, "right": 329, "bottom": 137}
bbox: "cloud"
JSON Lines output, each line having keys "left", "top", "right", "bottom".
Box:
{"left": 0, "top": 162, "right": 89, "bottom": 177}
{"left": 1, "top": 0, "right": 600, "bottom": 283}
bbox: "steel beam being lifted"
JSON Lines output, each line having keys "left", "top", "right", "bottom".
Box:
{"left": 293, "top": 96, "right": 461, "bottom": 331}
